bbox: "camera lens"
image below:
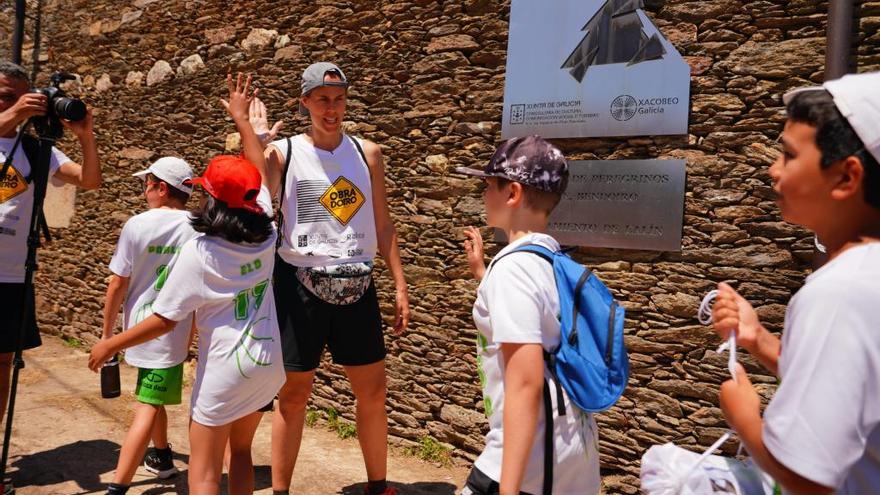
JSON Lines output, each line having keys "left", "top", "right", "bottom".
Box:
{"left": 52, "top": 96, "right": 86, "bottom": 122}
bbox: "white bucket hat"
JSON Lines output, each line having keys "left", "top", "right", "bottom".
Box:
{"left": 783, "top": 71, "right": 880, "bottom": 164}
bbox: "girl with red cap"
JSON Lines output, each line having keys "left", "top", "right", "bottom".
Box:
{"left": 89, "top": 74, "right": 284, "bottom": 495}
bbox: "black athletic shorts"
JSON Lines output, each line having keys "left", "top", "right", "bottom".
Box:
{"left": 274, "top": 257, "right": 386, "bottom": 372}
{"left": 0, "top": 283, "right": 41, "bottom": 354}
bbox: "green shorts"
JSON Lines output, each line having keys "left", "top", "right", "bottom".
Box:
{"left": 135, "top": 363, "right": 183, "bottom": 406}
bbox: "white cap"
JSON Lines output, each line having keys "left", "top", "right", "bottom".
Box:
{"left": 133, "top": 156, "right": 193, "bottom": 195}
{"left": 783, "top": 71, "right": 880, "bottom": 164}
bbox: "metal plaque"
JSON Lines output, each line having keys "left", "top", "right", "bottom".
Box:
{"left": 548, "top": 159, "right": 685, "bottom": 251}
{"left": 502, "top": 0, "right": 691, "bottom": 139}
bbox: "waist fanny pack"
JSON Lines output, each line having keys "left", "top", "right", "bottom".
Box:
{"left": 296, "top": 261, "right": 373, "bottom": 305}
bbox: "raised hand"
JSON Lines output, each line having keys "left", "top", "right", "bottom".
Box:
{"left": 221, "top": 72, "right": 256, "bottom": 122}
{"left": 463, "top": 226, "right": 487, "bottom": 281}
{"left": 249, "top": 97, "right": 284, "bottom": 146}
{"left": 222, "top": 73, "right": 268, "bottom": 177}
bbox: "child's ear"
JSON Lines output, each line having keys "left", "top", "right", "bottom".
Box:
{"left": 507, "top": 181, "right": 524, "bottom": 206}
{"left": 830, "top": 155, "right": 865, "bottom": 202}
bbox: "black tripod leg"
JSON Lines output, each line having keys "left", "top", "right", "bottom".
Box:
{"left": 0, "top": 135, "right": 56, "bottom": 485}
{"left": 38, "top": 214, "right": 50, "bottom": 245}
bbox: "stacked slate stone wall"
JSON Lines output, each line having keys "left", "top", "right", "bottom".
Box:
{"left": 4, "top": 0, "right": 878, "bottom": 492}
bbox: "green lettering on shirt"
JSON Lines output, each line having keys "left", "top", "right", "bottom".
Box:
{"left": 146, "top": 245, "right": 181, "bottom": 255}
{"left": 233, "top": 279, "right": 270, "bottom": 320}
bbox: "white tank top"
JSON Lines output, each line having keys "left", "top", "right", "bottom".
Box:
{"left": 273, "top": 133, "right": 377, "bottom": 268}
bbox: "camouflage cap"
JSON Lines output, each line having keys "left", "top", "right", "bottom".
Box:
{"left": 455, "top": 135, "right": 569, "bottom": 194}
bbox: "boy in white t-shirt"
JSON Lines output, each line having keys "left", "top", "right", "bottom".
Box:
{"left": 101, "top": 156, "right": 197, "bottom": 494}
{"left": 456, "top": 136, "right": 600, "bottom": 495}
{"left": 90, "top": 73, "right": 285, "bottom": 495}
{"left": 712, "top": 71, "right": 880, "bottom": 494}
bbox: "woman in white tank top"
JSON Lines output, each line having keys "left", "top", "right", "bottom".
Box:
{"left": 249, "top": 63, "right": 409, "bottom": 495}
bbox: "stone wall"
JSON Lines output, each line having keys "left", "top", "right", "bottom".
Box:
{"left": 5, "top": 0, "right": 879, "bottom": 492}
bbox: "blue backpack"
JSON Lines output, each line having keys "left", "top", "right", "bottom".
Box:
{"left": 490, "top": 244, "right": 629, "bottom": 494}
{"left": 489, "top": 244, "right": 629, "bottom": 495}
{"left": 492, "top": 244, "right": 629, "bottom": 413}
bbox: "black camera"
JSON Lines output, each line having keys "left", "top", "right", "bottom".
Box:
{"left": 31, "top": 72, "right": 86, "bottom": 138}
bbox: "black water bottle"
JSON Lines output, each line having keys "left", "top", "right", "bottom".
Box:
{"left": 101, "top": 354, "right": 121, "bottom": 399}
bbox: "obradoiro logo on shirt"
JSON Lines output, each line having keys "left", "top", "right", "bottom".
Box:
{"left": 319, "top": 176, "right": 365, "bottom": 226}
{"left": 0, "top": 166, "right": 28, "bottom": 204}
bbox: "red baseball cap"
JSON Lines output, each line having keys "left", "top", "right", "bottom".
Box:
{"left": 190, "top": 155, "right": 263, "bottom": 214}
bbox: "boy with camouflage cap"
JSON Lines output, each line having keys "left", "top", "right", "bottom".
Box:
{"left": 458, "top": 136, "right": 601, "bottom": 495}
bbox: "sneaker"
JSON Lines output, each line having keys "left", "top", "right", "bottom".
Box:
{"left": 105, "top": 483, "right": 129, "bottom": 495}
{"left": 144, "top": 444, "right": 178, "bottom": 478}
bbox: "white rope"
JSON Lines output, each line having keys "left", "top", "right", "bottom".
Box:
{"left": 676, "top": 431, "right": 733, "bottom": 493}
{"left": 674, "top": 289, "right": 744, "bottom": 492}
{"left": 698, "top": 290, "right": 738, "bottom": 383}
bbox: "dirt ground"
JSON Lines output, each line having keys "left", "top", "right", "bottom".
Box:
{"left": 3, "top": 335, "right": 469, "bottom": 494}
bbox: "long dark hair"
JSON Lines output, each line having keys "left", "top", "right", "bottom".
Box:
{"left": 190, "top": 195, "right": 273, "bottom": 244}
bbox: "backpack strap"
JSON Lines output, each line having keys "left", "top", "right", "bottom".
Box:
{"left": 515, "top": 244, "right": 594, "bottom": 349}
{"left": 542, "top": 379, "right": 554, "bottom": 495}
{"left": 487, "top": 245, "right": 568, "bottom": 414}
{"left": 486, "top": 243, "right": 554, "bottom": 274}
{"left": 275, "top": 137, "right": 293, "bottom": 249}
{"left": 487, "top": 243, "right": 565, "bottom": 495}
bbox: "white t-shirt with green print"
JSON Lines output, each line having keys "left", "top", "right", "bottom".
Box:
{"left": 109, "top": 208, "right": 197, "bottom": 369}
{"left": 150, "top": 186, "right": 285, "bottom": 426}
{"left": 471, "top": 233, "right": 601, "bottom": 495}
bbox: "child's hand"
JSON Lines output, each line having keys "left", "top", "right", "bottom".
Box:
{"left": 719, "top": 363, "right": 762, "bottom": 434}
{"left": 712, "top": 282, "right": 761, "bottom": 353}
{"left": 221, "top": 72, "right": 256, "bottom": 123}
{"left": 463, "top": 226, "right": 486, "bottom": 281}
{"left": 88, "top": 339, "right": 114, "bottom": 372}
{"left": 249, "top": 97, "right": 284, "bottom": 146}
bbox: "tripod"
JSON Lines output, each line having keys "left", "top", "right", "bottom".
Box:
{"left": 0, "top": 121, "right": 57, "bottom": 493}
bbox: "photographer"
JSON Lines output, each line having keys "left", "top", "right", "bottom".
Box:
{"left": 0, "top": 61, "right": 100, "bottom": 426}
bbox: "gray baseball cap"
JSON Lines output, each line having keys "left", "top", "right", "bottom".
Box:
{"left": 299, "top": 62, "right": 349, "bottom": 117}
{"left": 456, "top": 135, "right": 570, "bottom": 194}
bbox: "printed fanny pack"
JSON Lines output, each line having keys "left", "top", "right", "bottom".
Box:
{"left": 295, "top": 261, "right": 374, "bottom": 305}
